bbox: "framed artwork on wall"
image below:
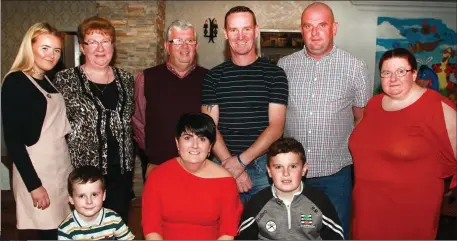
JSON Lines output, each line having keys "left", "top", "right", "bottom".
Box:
{"left": 258, "top": 29, "right": 304, "bottom": 64}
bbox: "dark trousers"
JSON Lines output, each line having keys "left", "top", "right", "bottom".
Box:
{"left": 305, "top": 165, "right": 353, "bottom": 240}
{"left": 103, "top": 171, "right": 133, "bottom": 223}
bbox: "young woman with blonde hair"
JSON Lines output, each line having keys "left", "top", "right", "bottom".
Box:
{"left": 1, "top": 22, "right": 73, "bottom": 239}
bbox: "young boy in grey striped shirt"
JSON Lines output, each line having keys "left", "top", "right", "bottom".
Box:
{"left": 58, "top": 166, "right": 135, "bottom": 240}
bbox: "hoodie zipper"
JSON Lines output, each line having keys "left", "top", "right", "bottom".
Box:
{"left": 286, "top": 203, "right": 291, "bottom": 229}
{"left": 278, "top": 199, "right": 292, "bottom": 229}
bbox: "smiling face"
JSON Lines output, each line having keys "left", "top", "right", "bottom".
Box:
{"left": 32, "top": 33, "right": 62, "bottom": 73}
{"left": 69, "top": 180, "right": 106, "bottom": 223}
{"left": 80, "top": 31, "right": 114, "bottom": 68}
{"left": 300, "top": 4, "right": 338, "bottom": 59}
{"left": 267, "top": 152, "right": 307, "bottom": 197}
{"left": 165, "top": 28, "right": 198, "bottom": 68}
{"left": 224, "top": 12, "right": 259, "bottom": 58}
{"left": 381, "top": 57, "right": 417, "bottom": 99}
{"left": 176, "top": 131, "right": 212, "bottom": 165}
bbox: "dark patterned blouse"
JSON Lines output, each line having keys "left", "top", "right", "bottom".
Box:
{"left": 53, "top": 66, "right": 134, "bottom": 175}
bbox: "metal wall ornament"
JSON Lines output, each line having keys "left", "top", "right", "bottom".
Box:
{"left": 203, "top": 18, "right": 218, "bottom": 43}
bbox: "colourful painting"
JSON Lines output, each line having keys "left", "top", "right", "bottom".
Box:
{"left": 375, "top": 17, "right": 457, "bottom": 98}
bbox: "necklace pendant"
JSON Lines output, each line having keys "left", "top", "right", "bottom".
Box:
{"left": 46, "top": 93, "right": 52, "bottom": 99}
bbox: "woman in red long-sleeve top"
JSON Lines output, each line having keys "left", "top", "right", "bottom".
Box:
{"left": 142, "top": 113, "right": 243, "bottom": 240}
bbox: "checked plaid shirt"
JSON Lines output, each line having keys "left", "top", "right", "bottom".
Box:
{"left": 278, "top": 45, "right": 373, "bottom": 178}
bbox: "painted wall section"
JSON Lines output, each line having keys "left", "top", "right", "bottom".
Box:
{"left": 165, "top": 1, "right": 311, "bottom": 69}
{"left": 1, "top": 0, "right": 98, "bottom": 75}
{"left": 165, "top": 0, "right": 456, "bottom": 78}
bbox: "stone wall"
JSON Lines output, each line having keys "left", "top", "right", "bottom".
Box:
{"left": 95, "top": 1, "right": 166, "bottom": 196}
{"left": 96, "top": 0, "right": 166, "bottom": 76}
{"left": 1, "top": 1, "right": 166, "bottom": 196}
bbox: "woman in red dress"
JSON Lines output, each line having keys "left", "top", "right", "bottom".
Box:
{"left": 349, "top": 48, "right": 456, "bottom": 239}
{"left": 142, "top": 113, "right": 243, "bottom": 240}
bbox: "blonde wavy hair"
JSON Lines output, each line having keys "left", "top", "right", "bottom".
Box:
{"left": 3, "top": 22, "right": 61, "bottom": 81}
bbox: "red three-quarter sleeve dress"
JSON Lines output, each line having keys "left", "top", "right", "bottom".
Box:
{"left": 349, "top": 90, "right": 456, "bottom": 240}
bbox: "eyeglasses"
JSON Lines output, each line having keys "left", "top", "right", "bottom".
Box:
{"left": 380, "top": 68, "right": 413, "bottom": 78}
{"left": 168, "top": 39, "right": 197, "bottom": 46}
{"left": 83, "top": 39, "right": 112, "bottom": 48}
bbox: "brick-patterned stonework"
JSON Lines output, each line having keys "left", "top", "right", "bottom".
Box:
{"left": 95, "top": 1, "right": 166, "bottom": 197}
{"left": 96, "top": 1, "right": 166, "bottom": 76}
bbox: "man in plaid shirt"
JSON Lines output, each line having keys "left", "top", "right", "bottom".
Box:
{"left": 277, "top": 2, "right": 373, "bottom": 239}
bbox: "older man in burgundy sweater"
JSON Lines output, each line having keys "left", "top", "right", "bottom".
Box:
{"left": 132, "top": 20, "right": 208, "bottom": 180}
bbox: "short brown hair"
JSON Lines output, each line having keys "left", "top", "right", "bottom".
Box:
{"left": 379, "top": 48, "right": 417, "bottom": 72}
{"left": 77, "top": 16, "right": 116, "bottom": 44}
{"left": 267, "top": 137, "right": 306, "bottom": 165}
{"left": 67, "top": 166, "right": 105, "bottom": 196}
{"left": 224, "top": 6, "right": 257, "bottom": 29}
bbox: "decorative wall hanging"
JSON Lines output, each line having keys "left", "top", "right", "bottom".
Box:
{"left": 375, "top": 17, "right": 456, "bottom": 97}
{"left": 203, "top": 18, "right": 218, "bottom": 43}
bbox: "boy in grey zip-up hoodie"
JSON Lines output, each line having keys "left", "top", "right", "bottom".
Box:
{"left": 236, "top": 138, "right": 344, "bottom": 240}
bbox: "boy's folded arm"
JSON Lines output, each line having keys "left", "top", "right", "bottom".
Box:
{"left": 235, "top": 197, "right": 262, "bottom": 240}
{"left": 319, "top": 197, "right": 345, "bottom": 240}
{"left": 236, "top": 187, "right": 274, "bottom": 240}
{"left": 320, "top": 220, "right": 345, "bottom": 240}
{"left": 114, "top": 218, "right": 136, "bottom": 240}
{"left": 235, "top": 215, "right": 259, "bottom": 240}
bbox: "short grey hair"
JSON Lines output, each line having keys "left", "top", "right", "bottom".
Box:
{"left": 166, "top": 20, "right": 197, "bottom": 41}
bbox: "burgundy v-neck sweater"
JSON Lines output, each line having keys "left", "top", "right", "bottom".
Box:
{"left": 143, "top": 64, "right": 208, "bottom": 164}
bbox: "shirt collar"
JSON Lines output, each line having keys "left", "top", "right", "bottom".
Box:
{"left": 73, "top": 207, "right": 105, "bottom": 227}
{"left": 271, "top": 181, "right": 304, "bottom": 201}
{"left": 302, "top": 43, "right": 337, "bottom": 61}
{"left": 166, "top": 56, "right": 197, "bottom": 79}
